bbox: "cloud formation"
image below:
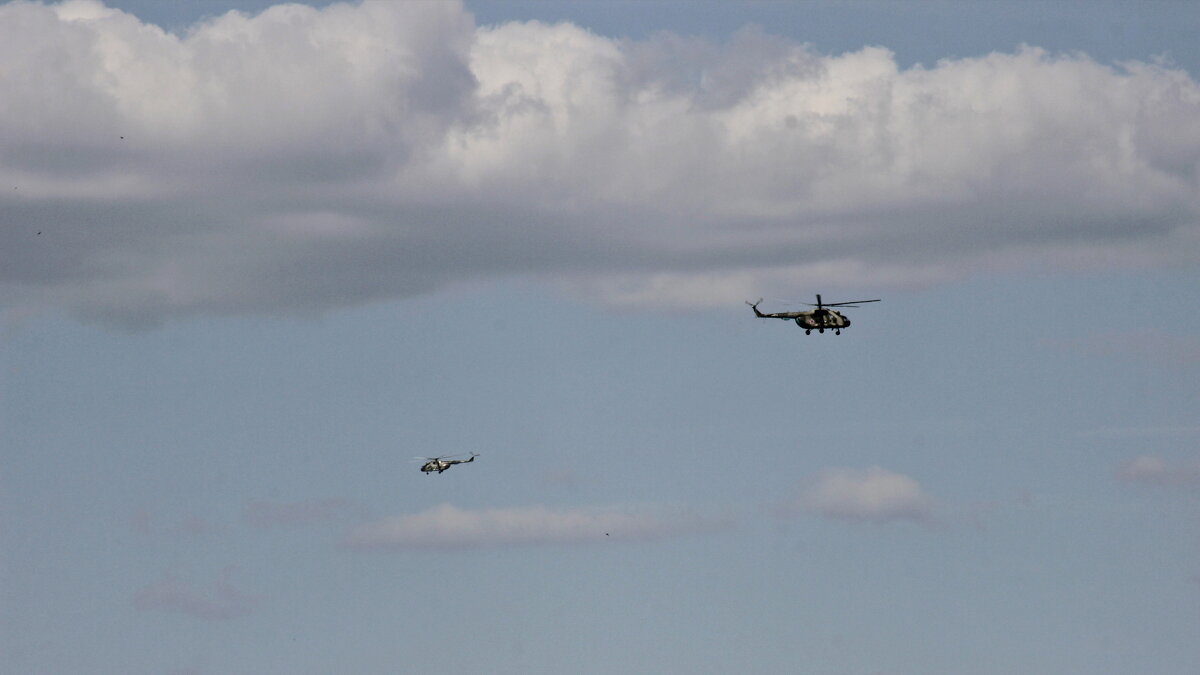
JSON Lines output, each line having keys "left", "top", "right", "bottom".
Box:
{"left": 1046, "top": 331, "right": 1200, "bottom": 367}
{"left": 2, "top": 1, "right": 1199, "bottom": 326}
{"left": 242, "top": 498, "right": 359, "bottom": 528}
{"left": 1116, "top": 455, "right": 1200, "bottom": 487}
{"left": 343, "top": 503, "right": 718, "bottom": 550}
{"left": 129, "top": 508, "right": 217, "bottom": 536}
{"left": 791, "top": 466, "right": 935, "bottom": 523}
{"left": 132, "top": 567, "right": 261, "bottom": 620}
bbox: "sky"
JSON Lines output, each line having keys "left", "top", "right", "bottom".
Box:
{"left": 1, "top": 1, "right": 1198, "bottom": 673}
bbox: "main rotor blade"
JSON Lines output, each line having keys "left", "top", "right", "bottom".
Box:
{"left": 822, "top": 299, "right": 881, "bottom": 307}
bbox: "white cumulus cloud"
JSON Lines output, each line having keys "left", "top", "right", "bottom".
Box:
{"left": 2, "top": 1, "right": 1199, "bottom": 326}
{"left": 793, "top": 466, "right": 935, "bottom": 523}
{"left": 343, "top": 503, "right": 719, "bottom": 550}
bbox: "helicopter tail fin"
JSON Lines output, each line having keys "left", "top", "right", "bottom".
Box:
{"left": 745, "top": 299, "right": 765, "bottom": 318}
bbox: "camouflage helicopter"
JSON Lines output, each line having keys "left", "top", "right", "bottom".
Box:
{"left": 746, "top": 294, "right": 880, "bottom": 335}
{"left": 416, "top": 453, "right": 478, "bottom": 474}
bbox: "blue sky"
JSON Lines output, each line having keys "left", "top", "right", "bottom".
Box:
{"left": 2, "top": 2, "right": 1199, "bottom": 674}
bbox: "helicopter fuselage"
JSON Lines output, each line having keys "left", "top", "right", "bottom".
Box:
{"left": 747, "top": 295, "right": 878, "bottom": 334}
{"left": 421, "top": 460, "right": 449, "bottom": 473}
{"left": 751, "top": 307, "right": 849, "bottom": 333}
{"left": 793, "top": 309, "right": 849, "bottom": 330}
{"left": 420, "top": 455, "right": 476, "bottom": 474}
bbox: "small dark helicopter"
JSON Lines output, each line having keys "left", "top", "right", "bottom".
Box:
{"left": 747, "top": 294, "right": 880, "bottom": 334}
{"left": 417, "top": 453, "right": 478, "bottom": 474}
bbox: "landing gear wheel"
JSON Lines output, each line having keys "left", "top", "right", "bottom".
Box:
{"left": 805, "top": 329, "right": 811, "bottom": 335}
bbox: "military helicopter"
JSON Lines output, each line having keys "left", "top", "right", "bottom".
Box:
{"left": 416, "top": 453, "right": 478, "bottom": 474}
{"left": 746, "top": 294, "right": 880, "bottom": 334}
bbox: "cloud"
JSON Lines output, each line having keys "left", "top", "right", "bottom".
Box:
{"left": 1116, "top": 455, "right": 1200, "bottom": 487}
{"left": 129, "top": 508, "right": 217, "bottom": 536}
{"left": 2, "top": 2, "right": 1199, "bottom": 326}
{"left": 1045, "top": 331, "right": 1200, "bottom": 367}
{"left": 132, "top": 567, "right": 261, "bottom": 620}
{"left": 788, "top": 466, "right": 935, "bottom": 523}
{"left": 343, "top": 503, "right": 720, "bottom": 550}
{"left": 1079, "top": 425, "right": 1200, "bottom": 439}
{"left": 241, "top": 498, "right": 359, "bottom": 528}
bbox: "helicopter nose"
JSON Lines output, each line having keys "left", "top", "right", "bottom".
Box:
{"left": 843, "top": 318, "right": 850, "bottom": 326}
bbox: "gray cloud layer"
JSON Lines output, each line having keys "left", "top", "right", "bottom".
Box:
{"left": 344, "top": 503, "right": 719, "bottom": 550}
{"left": 132, "top": 567, "right": 261, "bottom": 620}
{"left": 3, "top": 1, "right": 1199, "bottom": 326}
{"left": 1116, "top": 455, "right": 1200, "bottom": 488}
{"left": 242, "top": 498, "right": 360, "bottom": 528}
